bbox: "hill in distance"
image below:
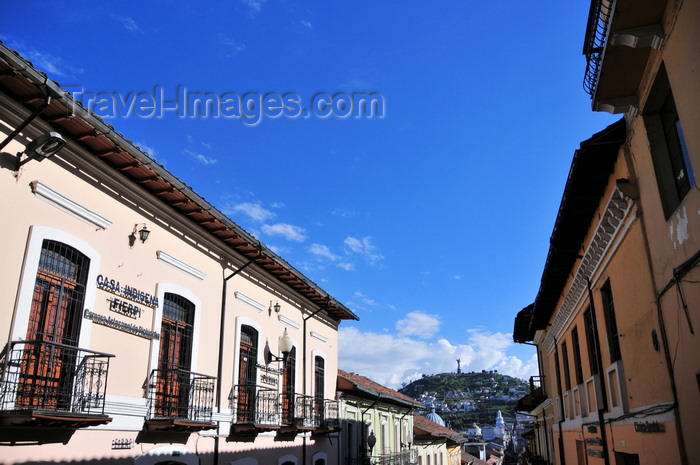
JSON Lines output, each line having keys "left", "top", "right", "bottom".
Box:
{"left": 398, "top": 370, "right": 529, "bottom": 431}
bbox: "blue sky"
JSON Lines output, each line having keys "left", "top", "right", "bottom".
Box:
{"left": 2, "top": 0, "right": 618, "bottom": 388}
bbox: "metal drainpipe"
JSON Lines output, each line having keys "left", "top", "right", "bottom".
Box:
{"left": 0, "top": 85, "right": 52, "bottom": 152}
{"left": 586, "top": 277, "right": 611, "bottom": 465}
{"left": 302, "top": 297, "right": 330, "bottom": 465}
{"left": 213, "top": 246, "right": 263, "bottom": 465}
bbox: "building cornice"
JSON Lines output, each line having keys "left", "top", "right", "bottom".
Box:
{"left": 543, "top": 187, "right": 633, "bottom": 351}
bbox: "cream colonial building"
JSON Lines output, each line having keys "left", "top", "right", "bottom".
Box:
{"left": 0, "top": 42, "right": 357, "bottom": 465}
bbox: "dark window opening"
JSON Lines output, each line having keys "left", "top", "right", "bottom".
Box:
{"left": 17, "top": 240, "right": 90, "bottom": 409}
{"left": 314, "top": 356, "right": 325, "bottom": 419}
{"left": 155, "top": 293, "right": 195, "bottom": 417}
{"left": 561, "top": 341, "right": 571, "bottom": 391}
{"left": 644, "top": 63, "right": 695, "bottom": 219}
{"left": 282, "top": 346, "right": 296, "bottom": 424}
{"left": 237, "top": 325, "right": 258, "bottom": 422}
{"left": 571, "top": 327, "right": 584, "bottom": 385}
{"left": 584, "top": 307, "right": 600, "bottom": 376}
{"left": 601, "top": 280, "right": 622, "bottom": 363}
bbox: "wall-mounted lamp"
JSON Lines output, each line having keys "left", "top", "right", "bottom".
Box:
{"left": 268, "top": 300, "right": 281, "bottom": 316}
{"left": 128, "top": 223, "right": 151, "bottom": 247}
{"left": 15, "top": 132, "right": 66, "bottom": 170}
{"left": 264, "top": 328, "right": 293, "bottom": 365}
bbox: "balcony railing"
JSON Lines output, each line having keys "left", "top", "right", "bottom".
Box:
{"left": 583, "top": 0, "right": 615, "bottom": 96}
{"left": 346, "top": 450, "right": 418, "bottom": 465}
{"left": 321, "top": 398, "right": 340, "bottom": 429}
{"left": 0, "top": 340, "right": 113, "bottom": 416}
{"left": 516, "top": 376, "right": 547, "bottom": 412}
{"left": 231, "top": 385, "right": 339, "bottom": 431}
{"left": 529, "top": 375, "right": 544, "bottom": 396}
{"left": 147, "top": 368, "right": 216, "bottom": 423}
{"left": 233, "top": 384, "right": 280, "bottom": 426}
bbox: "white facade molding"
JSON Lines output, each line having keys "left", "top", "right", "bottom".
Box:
{"left": 310, "top": 331, "right": 328, "bottom": 342}
{"left": 30, "top": 180, "right": 112, "bottom": 230}
{"left": 234, "top": 292, "right": 265, "bottom": 312}
{"left": 156, "top": 250, "right": 206, "bottom": 280}
{"left": 543, "top": 187, "right": 633, "bottom": 351}
{"left": 277, "top": 314, "right": 301, "bottom": 329}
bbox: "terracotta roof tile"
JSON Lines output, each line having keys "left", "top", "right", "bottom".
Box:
{"left": 413, "top": 414, "right": 464, "bottom": 439}
{"left": 337, "top": 370, "right": 422, "bottom": 408}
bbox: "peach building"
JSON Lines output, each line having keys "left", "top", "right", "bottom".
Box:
{"left": 514, "top": 1, "right": 700, "bottom": 465}
{"left": 0, "top": 42, "right": 358, "bottom": 465}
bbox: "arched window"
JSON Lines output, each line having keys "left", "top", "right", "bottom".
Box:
{"left": 381, "top": 421, "right": 389, "bottom": 454}
{"left": 18, "top": 240, "right": 90, "bottom": 408}
{"left": 282, "top": 346, "right": 296, "bottom": 424}
{"left": 314, "top": 355, "right": 324, "bottom": 421}
{"left": 237, "top": 325, "right": 258, "bottom": 422}
{"left": 394, "top": 421, "right": 400, "bottom": 451}
{"left": 312, "top": 451, "right": 327, "bottom": 465}
{"left": 27, "top": 240, "right": 89, "bottom": 345}
{"left": 155, "top": 293, "right": 195, "bottom": 417}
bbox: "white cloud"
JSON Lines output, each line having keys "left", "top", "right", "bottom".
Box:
{"left": 184, "top": 148, "right": 217, "bottom": 165}
{"left": 396, "top": 311, "right": 440, "bottom": 339}
{"left": 241, "top": 0, "right": 266, "bottom": 14}
{"left": 262, "top": 223, "right": 307, "bottom": 242}
{"left": 338, "top": 262, "right": 354, "bottom": 271}
{"left": 112, "top": 15, "right": 143, "bottom": 33}
{"left": 354, "top": 291, "right": 379, "bottom": 307}
{"left": 344, "top": 236, "right": 383, "bottom": 264}
{"left": 218, "top": 33, "right": 246, "bottom": 57}
{"left": 338, "top": 327, "right": 538, "bottom": 389}
{"left": 1, "top": 38, "right": 84, "bottom": 79}
{"left": 301, "top": 20, "right": 313, "bottom": 30}
{"left": 232, "top": 202, "right": 275, "bottom": 222}
{"left": 331, "top": 208, "right": 358, "bottom": 217}
{"left": 134, "top": 141, "right": 157, "bottom": 158}
{"left": 309, "top": 243, "right": 340, "bottom": 261}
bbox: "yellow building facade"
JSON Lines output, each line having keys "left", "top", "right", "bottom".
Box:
{"left": 336, "top": 370, "right": 422, "bottom": 465}
{"left": 514, "top": 1, "right": 700, "bottom": 465}
{"left": 0, "top": 43, "right": 357, "bottom": 465}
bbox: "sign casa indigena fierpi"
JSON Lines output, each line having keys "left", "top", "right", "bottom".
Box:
{"left": 84, "top": 274, "right": 160, "bottom": 340}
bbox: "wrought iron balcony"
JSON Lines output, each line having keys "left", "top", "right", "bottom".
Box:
{"left": 346, "top": 450, "right": 418, "bottom": 465}
{"left": 516, "top": 375, "right": 547, "bottom": 412}
{"left": 232, "top": 384, "right": 280, "bottom": 426}
{"left": 281, "top": 394, "right": 337, "bottom": 428}
{"left": 318, "top": 398, "right": 340, "bottom": 431}
{"left": 229, "top": 386, "right": 340, "bottom": 441}
{"left": 583, "top": 0, "right": 614, "bottom": 96}
{"left": 145, "top": 368, "right": 216, "bottom": 432}
{"left": 0, "top": 339, "right": 114, "bottom": 444}
{"left": 0, "top": 339, "right": 113, "bottom": 416}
